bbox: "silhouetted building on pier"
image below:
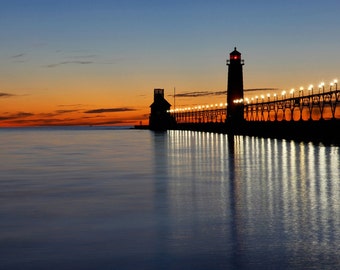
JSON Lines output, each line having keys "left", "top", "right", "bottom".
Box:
{"left": 149, "top": 88, "right": 175, "bottom": 130}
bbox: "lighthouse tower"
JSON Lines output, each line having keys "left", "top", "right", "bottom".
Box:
{"left": 226, "top": 47, "right": 244, "bottom": 123}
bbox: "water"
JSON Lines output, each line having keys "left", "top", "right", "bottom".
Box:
{"left": 0, "top": 127, "right": 339, "bottom": 269}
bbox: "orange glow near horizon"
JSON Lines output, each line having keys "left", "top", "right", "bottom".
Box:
{"left": 0, "top": 83, "right": 152, "bottom": 127}
{"left": 1, "top": 78, "right": 339, "bottom": 127}
{"left": 0, "top": 98, "right": 150, "bottom": 127}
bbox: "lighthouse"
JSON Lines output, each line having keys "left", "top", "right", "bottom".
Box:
{"left": 226, "top": 47, "right": 244, "bottom": 124}
{"left": 149, "top": 88, "right": 176, "bottom": 131}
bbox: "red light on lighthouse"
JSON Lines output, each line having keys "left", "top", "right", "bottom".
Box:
{"left": 230, "top": 47, "right": 241, "bottom": 61}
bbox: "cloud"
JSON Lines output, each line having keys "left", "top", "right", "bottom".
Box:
{"left": 69, "top": 55, "right": 97, "bottom": 59}
{"left": 55, "top": 109, "right": 79, "bottom": 114}
{"left": 174, "top": 88, "right": 278, "bottom": 98}
{"left": 1, "top": 118, "right": 74, "bottom": 126}
{"left": 58, "top": 104, "right": 88, "bottom": 108}
{"left": 174, "top": 90, "right": 226, "bottom": 98}
{"left": 10, "top": 53, "right": 25, "bottom": 58}
{"left": 175, "top": 91, "right": 212, "bottom": 98}
{"left": 244, "top": 88, "right": 279, "bottom": 92}
{"left": 0, "top": 112, "right": 34, "bottom": 121}
{"left": 16, "top": 112, "right": 34, "bottom": 117}
{"left": 90, "top": 119, "right": 136, "bottom": 126}
{"left": 45, "top": 61, "right": 94, "bottom": 68}
{"left": 84, "top": 107, "right": 137, "bottom": 114}
{"left": 0, "top": 93, "right": 16, "bottom": 98}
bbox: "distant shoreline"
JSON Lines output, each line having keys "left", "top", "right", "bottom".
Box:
{"left": 133, "top": 125, "right": 150, "bottom": 130}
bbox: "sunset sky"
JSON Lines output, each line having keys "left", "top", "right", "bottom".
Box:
{"left": 1, "top": 0, "right": 340, "bottom": 126}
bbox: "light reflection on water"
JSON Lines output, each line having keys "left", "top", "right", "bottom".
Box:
{"left": 0, "top": 128, "right": 339, "bottom": 269}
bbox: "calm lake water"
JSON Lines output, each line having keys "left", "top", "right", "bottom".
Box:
{"left": 0, "top": 127, "right": 339, "bottom": 269}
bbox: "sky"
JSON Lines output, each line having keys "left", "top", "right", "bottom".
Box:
{"left": 1, "top": 0, "right": 340, "bottom": 126}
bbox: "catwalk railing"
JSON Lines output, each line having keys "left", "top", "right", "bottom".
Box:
{"left": 169, "top": 89, "right": 340, "bottom": 123}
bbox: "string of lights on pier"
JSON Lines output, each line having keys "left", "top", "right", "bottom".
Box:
{"left": 169, "top": 79, "right": 338, "bottom": 113}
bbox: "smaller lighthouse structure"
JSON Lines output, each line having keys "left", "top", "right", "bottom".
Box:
{"left": 226, "top": 47, "right": 244, "bottom": 124}
{"left": 149, "top": 88, "right": 175, "bottom": 131}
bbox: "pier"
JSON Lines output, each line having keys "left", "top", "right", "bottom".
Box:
{"left": 145, "top": 48, "right": 340, "bottom": 144}
{"left": 171, "top": 87, "right": 340, "bottom": 123}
